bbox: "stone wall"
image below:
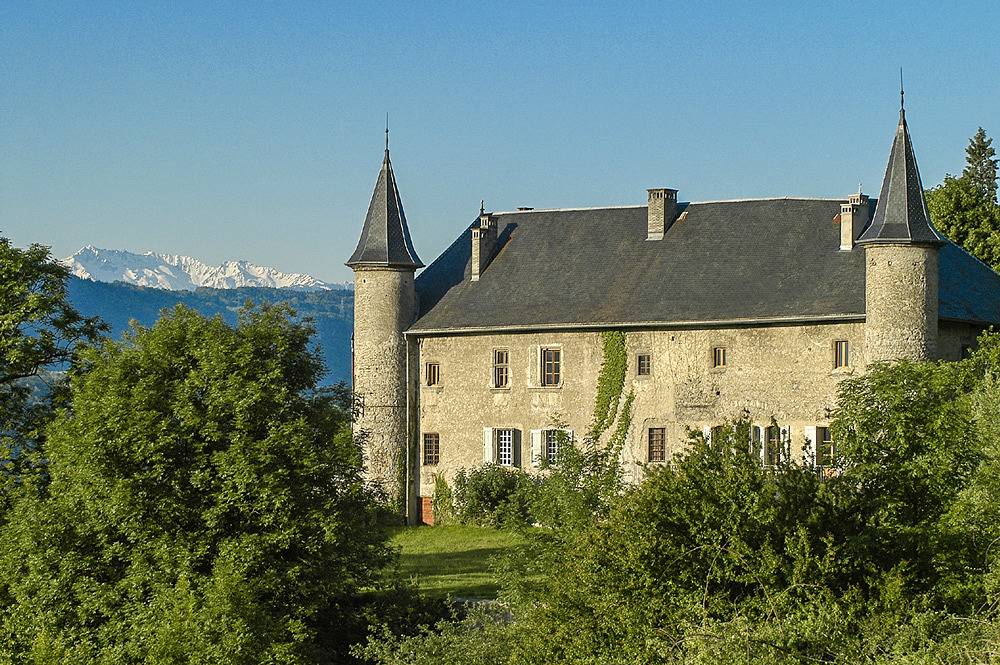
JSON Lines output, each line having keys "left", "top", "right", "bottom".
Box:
{"left": 864, "top": 244, "right": 938, "bottom": 362}
{"left": 352, "top": 266, "right": 416, "bottom": 508}
{"left": 414, "top": 321, "right": 866, "bottom": 496}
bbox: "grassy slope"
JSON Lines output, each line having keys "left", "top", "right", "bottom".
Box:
{"left": 389, "top": 526, "right": 530, "bottom": 600}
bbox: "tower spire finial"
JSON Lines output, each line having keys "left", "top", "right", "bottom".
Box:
{"left": 480, "top": 199, "right": 485, "bottom": 216}
{"left": 385, "top": 112, "right": 389, "bottom": 152}
{"left": 899, "top": 68, "right": 904, "bottom": 113}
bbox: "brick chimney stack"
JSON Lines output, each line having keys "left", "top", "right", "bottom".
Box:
{"left": 471, "top": 207, "right": 497, "bottom": 282}
{"left": 840, "top": 190, "right": 870, "bottom": 250}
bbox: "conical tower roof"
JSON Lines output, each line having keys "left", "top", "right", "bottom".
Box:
{"left": 857, "top": 108, "right": 945, "bottom": 246}
{"left": 346, "top": 148, "right": 424, "bottom": 269}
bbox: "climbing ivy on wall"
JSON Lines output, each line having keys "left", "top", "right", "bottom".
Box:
{"left": 607, "top": 390, "right": 635, "bottom": 453}
{"left": 589, "top": 330, "right": 628, "bottom": 439}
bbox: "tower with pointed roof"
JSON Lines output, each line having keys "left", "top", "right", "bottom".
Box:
{"left": 347, "top": 139, "right": 423, "bottom": 517}
{"left": 858, "top": 98, "right": 946, "bottom": 362}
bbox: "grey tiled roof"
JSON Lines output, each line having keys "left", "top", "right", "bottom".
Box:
{"left": 410, "top": 199, "right": 1000, "bottom": 333}
{"left": 858, "top": 111, "right": 946, "bottom": 246}
{"left": 346, "top": 150, "right": 424, "bottom": 269}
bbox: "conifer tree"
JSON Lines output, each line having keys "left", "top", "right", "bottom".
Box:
{"left": 962, "top": 127, "right": 998, "bottom": 202}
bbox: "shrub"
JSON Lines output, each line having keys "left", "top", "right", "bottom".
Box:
{"left": 452, "top": 465, "right": 535, "bottom": 529}
{"left": 432, "top": 473, "right": 456, "bottom": 526}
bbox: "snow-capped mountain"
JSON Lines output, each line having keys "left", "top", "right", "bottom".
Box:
{"left": 63, "top": 246, "right": 348, "bottom": 292}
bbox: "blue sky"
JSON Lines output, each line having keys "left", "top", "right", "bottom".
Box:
{"left": 2, "top": 1, "right": 999, "bottom": 282}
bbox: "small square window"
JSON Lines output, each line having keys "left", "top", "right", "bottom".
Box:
{"left": 541, "top": 348, "right": 561, "bottom": 386}
{"left": 833, "top": 341, "right": 849, "bottom": 369}
{"left": 817, "top": 427, "right": 834, "bottom": 467}
{"left": 493, "top": 349, "right": 510, "bottom": 388}
{"left": 637, "top": 354, "right": 651, "bottom": 376}
{"left": 423, "top": 433, "right": 440, "bottom": 465}
{"left": 712, "top": 347, "right": 727, "bottom": 368}
{"left": 426, "top": 362, "right": 441, "bottom": 386}
{"left": 648, "top": 427, "right": 666, "bottom": 462}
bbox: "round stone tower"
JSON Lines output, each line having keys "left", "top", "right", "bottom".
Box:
{"left": 858, "top": 104, "right": 945, "bottom": 363}
{"left": 346, "top": 143, "right": 423, "bottom": 515}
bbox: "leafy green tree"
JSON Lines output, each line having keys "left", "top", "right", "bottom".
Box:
{"left": 0, "top": 238, "right": 104, "bottom": 474}
{"left": 0, "top": 304, "right": 395, "bottom": 663}
{"left": 963, "top": 127, "right": 998, "bottom": 202}
{"left": 926, "top": 129, "right": 1000, "bottom": 271}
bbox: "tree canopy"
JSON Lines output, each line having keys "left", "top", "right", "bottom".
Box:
{"left": 0, "top": 304, "right": 396, "bottom": 663}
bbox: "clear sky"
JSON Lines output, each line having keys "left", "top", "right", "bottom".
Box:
{"left": 2, "top": 1, "right": 999, "bottom": 282}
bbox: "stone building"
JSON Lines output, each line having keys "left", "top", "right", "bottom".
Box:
{"left": 348, "top": 106, "right": 1000, "bottom": 524}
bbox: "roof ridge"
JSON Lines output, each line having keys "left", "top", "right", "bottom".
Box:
{"left": 492, "top": 197, "right": 845, "bottom": 215}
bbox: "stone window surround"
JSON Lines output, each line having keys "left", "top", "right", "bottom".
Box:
{"left": 534, "top": 344, "right": 563, "bottom": 389}
{"left": 636, "top": 352, "right": 652, "bottom": 377}
{"left": 491, "top": 347, "right": 511, "bottom": 390}
{"left": 423, "top": 361, "right": 442, "bottom": 389}
{"left": 832, "top": 339, "right": 850, "bottom": 371}
{"left": 711, "top": 345, "right": 728, "bottom": 370}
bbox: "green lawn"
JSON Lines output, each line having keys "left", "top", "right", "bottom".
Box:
{"left": 389, "top": 525, "right": 530, "bottom": 600}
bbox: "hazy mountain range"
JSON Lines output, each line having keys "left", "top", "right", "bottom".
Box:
{"left": 63, "top": 246, "right": 350, "bottom": 292}
{"left": 62, "top": 247, "right": 354, "bottom": 385}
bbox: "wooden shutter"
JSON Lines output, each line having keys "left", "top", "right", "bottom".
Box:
{"left": 530, "top": 430, "right": 542, "bottom": 467}
{"left": 483, "top": 427, "right": 494, "bottom": 464}
{"left": 513, "top": 429, "right": 522, "bottom": 467}
{"left": 803, "top": 425, "right": 817, "bottom": 467}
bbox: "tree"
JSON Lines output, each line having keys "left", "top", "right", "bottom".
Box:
{"left": 0, "top": 238, "right": 104, "bottom": 454}
{"left": 0, "top": 304, "right": 397, "bottom": 663}
{"left": 926, "top": 129, "right": 1000, "bottom": 272}
{"left": 963, "top": 127, "right": 998, "bottom": 202}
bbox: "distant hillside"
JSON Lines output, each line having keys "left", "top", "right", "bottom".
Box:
{"left": 67, "top": 277, "right": 353, "bottom": 385}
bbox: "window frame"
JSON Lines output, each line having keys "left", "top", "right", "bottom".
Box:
{"left": 763, "top": 425, "right": 782, "bottom": 467}
{"left": 637, "top": 353, "right": 652, "bottom": 376}
{"left": 816, "top": 426, "right": 834, "bottom": 468}
{"left": 426, "top": 362, "right": 441, "bottom": 386}
{"left": 712, "top": 346, "right": 727, "bottom": 368}
{"left": 496, "top": 427, "right": 515, "bottom": 466}
{"left": 648, "top": 427, "right": 667, "bottom": 463}
{"left": 544, "top": 429, "right": 561, "bottom": 465}
{"left": 492, "top": 348, "right": 510, "bottom": 389}
{"left": 540, "top": 347, "right": 562, "bottom": 387}
{"left": 422, "top": 432, "right": 440, "bottom": 466}
{"left": 833, "top": 340, "right": 850, "bottom": 369}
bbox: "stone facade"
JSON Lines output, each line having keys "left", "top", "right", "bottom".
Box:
{"left": 864, "top": 244, "right": 939, "bottom": 362}
{"left": 415, "top": 321, "right": 867, "bottom": 498}
{"left": 351, "top": 266, "right": 417, "bottom": 509}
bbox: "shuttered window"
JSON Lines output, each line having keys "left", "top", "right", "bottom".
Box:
{"left": 496, "top": 428, "right": 515, "bottom": 466}
{"left": 712, "top": 347, "right": 727, "bottom": 368}
{"left": 426, "top": 362, "right": 441, "bottom": 386}
{"left": 833, "top": 341, "right": 849, "bottom": 369}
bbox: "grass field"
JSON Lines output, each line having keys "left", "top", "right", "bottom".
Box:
{"left": 389, "top": 525, "right": 531, "bottom": 600}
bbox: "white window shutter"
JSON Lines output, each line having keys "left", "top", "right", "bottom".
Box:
{"left": 530, "top": 430, "right": 542, "bottom": 467}
{"left": 803, "top": 426, "right": 817, "bottom": 467}
{"left": 483, "top": 427, "right": 495, "bottom": 464}
{"left": 702, "top": 425, "right": 712, "bottom": 443}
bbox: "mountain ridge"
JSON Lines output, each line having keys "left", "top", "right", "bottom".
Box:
{"left": 64, "top": 246, "right": 351, "bottom": 292}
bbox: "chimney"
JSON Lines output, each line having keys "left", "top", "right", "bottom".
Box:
{"left": 840, "top": 190, "right": 870, "bottom": 250}
{"left": 471, "top": 210, "right": 497, "bottom": 281}
{"left": 647, "top": 188, "right": 678, "bottom": 240}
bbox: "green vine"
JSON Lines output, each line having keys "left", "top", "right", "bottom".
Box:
{"left": 607, "top": 390, "right": 635, "bottom": 453}
{"left": 589, "top": 330, "right": 628, "bottom": 439}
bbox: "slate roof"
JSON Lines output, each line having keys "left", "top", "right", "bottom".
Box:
{"left": 410, "top": 199, "right": 1000, "bottom": 333}
{"left": 346, "top": 150, "right": 424, "bottom": 269}
{"left": 858, "top": 110, "right": 946, "bottom": 245}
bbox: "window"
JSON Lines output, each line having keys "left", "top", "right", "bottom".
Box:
{"left": 423, "top": 433, "right": 440, "bottom": 465}
{"left": 496, "top": 428, "right": 515, "bottom": 466}
{"left": 712, "top": 347, "right": 727, "bottom": 368}
{"left": 541, "top": 348, "right": 561, "bottom": 386}
{"left": 817, "top": 427, "right": 834, "bottom": 467}
{"left": 544, "top": 429, "right": 561, "bottom": 464}
{"left": 426, "top": 362, "right": 441, "bottom": 386}
{"left": 648, "top": 427, "right": 666, "bottom": 462}
{"left": 637, "top": 354, "right": 651, "bottom": 376}
{"left": 710, "top": 425, "right": 725, "bottom": 445}
{"left": 493, "top": 349, "right": 510, "bottom": 388}
{"left": 833, "top": 340, "right": 849, "bottom": 369}
{"left": 764, "top": 426, "right": 782, "bottom": 467}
